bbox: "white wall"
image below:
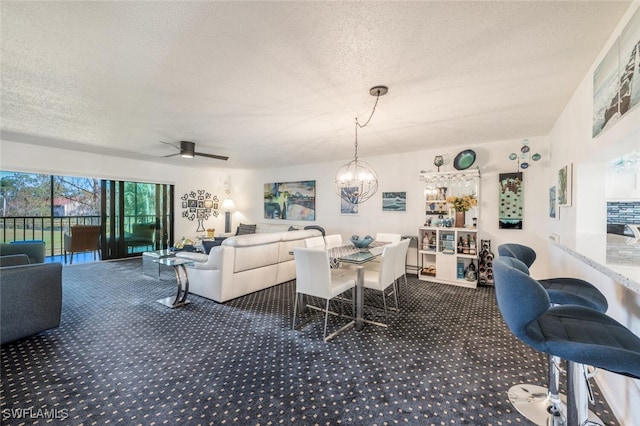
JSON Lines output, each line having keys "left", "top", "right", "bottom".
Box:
{"left": 547, "top": 3, "right": 640, "bottom": 424}
{"left": 238, "top": 137, "right": 551, "bottom": 271}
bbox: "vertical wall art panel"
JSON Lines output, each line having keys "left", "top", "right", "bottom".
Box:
{"left": 549, "top": 186, "right": 558, "bottom": 220}
{"left": 264, "top": 180, "right": 316, "bottom": 221}
{"left": 498, "top": 172, "right": 523, "bottom": 229}
{"left": 382, "top": 191, "right": 406, "bottom": 212}
{"left": 558, "top": 164, "right": 573, "bottom": 207}
{"left": 593, "top": 7, "right": 640, "bottom": 137}
{"left": 340, "top": 187, "right": 358, "bottom": 215}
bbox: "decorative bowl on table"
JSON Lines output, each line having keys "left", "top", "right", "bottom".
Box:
{"left": 351, "top": 235, "right": 374, "bottom": 248}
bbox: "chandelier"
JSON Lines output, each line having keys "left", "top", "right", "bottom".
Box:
{"left": 335, "top": 86, "right": 388, "bottom": 204}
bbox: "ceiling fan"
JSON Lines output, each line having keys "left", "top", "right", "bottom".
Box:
{"left": 160, "top": 140, "right": 229, "bottom": 161}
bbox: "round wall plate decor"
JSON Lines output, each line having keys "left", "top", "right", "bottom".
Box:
{"left": 453, "top": 149, "right": 476, "bottom": 170}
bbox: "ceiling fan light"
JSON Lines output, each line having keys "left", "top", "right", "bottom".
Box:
{"left": 180, "top": 141, "right": 195, "bottom": 158}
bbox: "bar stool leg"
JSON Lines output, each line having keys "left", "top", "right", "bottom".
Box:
{"left": 566, "top": 361, "right": 603, "bottom": 426}
{"left": 547, "top": 355, "right": 565, "bottom": 421}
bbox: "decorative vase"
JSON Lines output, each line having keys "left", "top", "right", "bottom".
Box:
{"left": 455, "top": 211, "right": 465, "bottom": 228}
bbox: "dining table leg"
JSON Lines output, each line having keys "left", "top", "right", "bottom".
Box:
{"left": 355, "top": 266, "right": 365, "bottom": 331}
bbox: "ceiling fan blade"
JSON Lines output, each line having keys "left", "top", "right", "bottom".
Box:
{"left": 162, "top": 153, "right": 180, "bottom": 158}
{"left": 159, "top": 140, "right": 180, "bottom": 149}
{"left": 195, "top": 152, "right": 229, "bottom": 161}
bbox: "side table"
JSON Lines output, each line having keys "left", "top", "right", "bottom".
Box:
{"left": 153, "top": 257, "right": 194, "bottom": 308}
{"left": 142, "top": 249, "right": 175, "bottom": 279}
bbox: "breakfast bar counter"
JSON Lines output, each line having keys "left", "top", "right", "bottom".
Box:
{"left": 552, "top": 232, "right": 640, "bottom": 295}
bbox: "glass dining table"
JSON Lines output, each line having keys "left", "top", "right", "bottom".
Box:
{"left": 327, "top": 243, "right": 386, "bottom": 331}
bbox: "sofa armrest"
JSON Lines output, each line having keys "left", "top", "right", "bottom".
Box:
{"left": 0, "top": 254, "right": 30, "bottom": 267}
{"left": 175, "top": 251, "right": 208, "bottom": 263}
{"left": 0, "top": 242, "right": 46, "bottom": 264}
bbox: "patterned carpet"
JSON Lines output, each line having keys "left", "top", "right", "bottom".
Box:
{"left": 0, "top": 259, "right": 619, "bottom": 425}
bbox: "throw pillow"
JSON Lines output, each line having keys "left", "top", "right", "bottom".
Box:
{"left": 236, "top": 223, "right": 257, "bottom": 235}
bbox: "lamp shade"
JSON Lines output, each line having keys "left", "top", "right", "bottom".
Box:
{"left": 222, "top": 198, "right": 235, "bottom": 211}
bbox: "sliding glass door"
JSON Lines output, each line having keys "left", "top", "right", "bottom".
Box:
{"left": 0, "top": 170, "right": 173, "bottom": 261}
{"left": 101, "top": 180, "right": 174, "bottom": 260}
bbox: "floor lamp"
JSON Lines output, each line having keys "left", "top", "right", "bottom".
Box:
{"left": 222, "top": 198, "right": 235, "bottom": 234}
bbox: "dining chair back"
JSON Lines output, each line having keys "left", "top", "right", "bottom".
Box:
{"left": 304, "top": 236, "right": 326, "bottom": 248}
{"left": 324, "top": 234, "right": 343, "bottom": 248}
{"left": 292, "top": 247, "right": 356, "bottom": 341}
{"left": 376, "top": 233, "right": 402, "bottom": 243}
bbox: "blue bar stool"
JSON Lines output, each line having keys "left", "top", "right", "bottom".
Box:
{"left": 498, "top": 243, "right": 608, "bottom": 424}
{"left": 494, "top": 257, "right": 640, "bottom": 425}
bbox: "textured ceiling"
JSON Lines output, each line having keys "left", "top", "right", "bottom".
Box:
{"left": 0, "top": 1, "right": 631, "bottom": 169}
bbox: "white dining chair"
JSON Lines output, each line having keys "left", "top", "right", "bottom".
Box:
{"left": 324, "top": 234, "right": 343, "bottom": 248}
{"left": 304, "top": 236, "right": 326, "bottom": 248}
{"left": 362, "top": 242, "right": 400, "bottom": 326}
{"left": 363, "top": 233, "right": 402, "bottom": 272}
{"left": 292, "top": 247, "right": 356, "bottom": 341}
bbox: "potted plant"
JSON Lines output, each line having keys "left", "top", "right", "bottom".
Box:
{"left": 446, "top": 194, "right": 477, "bottom": 228}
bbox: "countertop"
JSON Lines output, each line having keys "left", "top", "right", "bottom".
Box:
{"left": 552, "top": 232, "right": 640, "bottom": 294}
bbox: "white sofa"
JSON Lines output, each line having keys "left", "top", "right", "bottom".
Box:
{"left": 175, "top": 228, "right": 322, "bottom": 302}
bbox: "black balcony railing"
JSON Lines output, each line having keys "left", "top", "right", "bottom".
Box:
{"left": 0, "top": 215, "right": 164, "bottom": 258}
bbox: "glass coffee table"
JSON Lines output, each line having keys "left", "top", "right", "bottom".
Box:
{"left": 153, "top": 257, "right": 194, "bottom": 308}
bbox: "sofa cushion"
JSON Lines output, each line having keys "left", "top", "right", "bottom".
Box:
{"left": 236, "top": 223, "right": 257, "bottom": 235}
{"left": 233, "top": 244, "right": 279, "bottom": 273}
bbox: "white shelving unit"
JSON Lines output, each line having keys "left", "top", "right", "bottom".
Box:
{"left": 418, "top": 226, "right": 479, "bottom": 288}
{"left": 418, "top": 168, "right": 481, "bottom": 288}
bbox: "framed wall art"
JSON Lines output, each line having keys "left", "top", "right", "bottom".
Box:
{"left": 593, "top": 7, "right": 640, "bottom": 137}
{"left": 558, "top": 164, "right": 572, "bottom": 207}
{"left": 498, "top": 172, "right": 523, "bottom": 229}
{"left": 549, "top": 186, "right": 558, "bottom": 219}
{"left": 340, "top": 187, "right": 358, "bottom": 215}
{"left": 264, "top": 180, "right": 316, "bottom": 221}
{"left": 382, "top": 192, "right": 407, "bottom": 212}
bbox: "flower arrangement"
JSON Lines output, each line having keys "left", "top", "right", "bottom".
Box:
{"left": 446, "top": 194, "right": 477, "bottom": 212}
